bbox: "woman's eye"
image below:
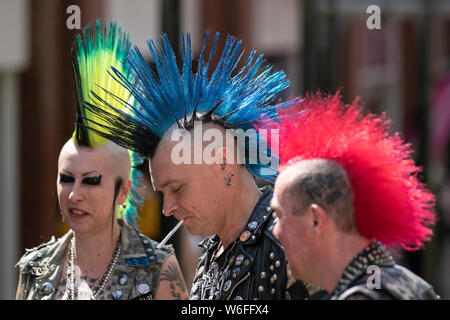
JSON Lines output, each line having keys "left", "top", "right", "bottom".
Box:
{"left": 173, "top": 185, "right": 183, "bottom": 193}
{"left": 59, "top": 174, "right": 74, "bottom": 184}
{"left": 82, "top": 175, "right": 102, "bottom": 186}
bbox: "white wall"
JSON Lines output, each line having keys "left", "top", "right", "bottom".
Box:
{"left": 105, "top": 0, "right": 162, "bottom": 59}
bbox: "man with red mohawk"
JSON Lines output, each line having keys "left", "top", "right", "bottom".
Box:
{"left": 266, "top": 92, "right": 440, "bottom": 299}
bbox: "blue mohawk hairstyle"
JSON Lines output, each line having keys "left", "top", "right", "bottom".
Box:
{"left": 80, "top": 31, "right": 290, "bottom": 182}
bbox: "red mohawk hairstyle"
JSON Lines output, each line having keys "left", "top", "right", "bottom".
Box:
{"left": 262, "top": 91, "right": 436, "bottom": 251}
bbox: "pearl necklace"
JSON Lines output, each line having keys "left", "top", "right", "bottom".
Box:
{"left": 66, "top": 235, "right": 121, "bottom": 300}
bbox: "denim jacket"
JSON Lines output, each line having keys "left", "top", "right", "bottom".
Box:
{"left": 15, "top": 220, "right": 173, "bottom": 300}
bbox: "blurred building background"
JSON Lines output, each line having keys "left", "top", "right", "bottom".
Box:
{"left": 0, "top": 0, "right": 449, "bottom": 299}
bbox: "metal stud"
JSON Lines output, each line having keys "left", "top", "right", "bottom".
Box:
{"left": 271, "top": 274, "right": 278, "bottom": 283}
{"left": 39, "top": 282, "right": 53, "bottom": 295}
{"left": 275, "top": 260, "right": 281, "bottom": 268}
{"left": 258, "top": 286, "right": 264, "bottom": 293}
{"left": 271, "top": 288, "right": 275, "bottom": 295}
{"left": 269, "top": 252, "right": 275, "bottom": 260}
{"left": 270, "top": 264, "right": 274, "bottom": 271}
{"left": 260, "top": 272, "right": 267, "bottom": 279}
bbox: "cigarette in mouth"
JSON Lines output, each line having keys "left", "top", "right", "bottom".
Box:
{"left": 156, "top": 219, "right": 184, "bottom": 249}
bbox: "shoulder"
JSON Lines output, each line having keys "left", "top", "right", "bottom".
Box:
{"left": 128, "top": 230, "right": 188, "bottom": 300}
{"left": 120, "top": 220, "right": 175, "bottom": 267}
{"left": 379, "top": 264, "right": 440, "bottom": 300}
{"left": 141, "top": 232, "right": 176, "bottom": 266}
{"left": 336, "top": 284, "right": 394, "bottom": 300}
{"left": 16, "top": 232, "right": 70, "bottom": 275}
{"left": 336, "top": 264, "right": 440, "bottom": 300}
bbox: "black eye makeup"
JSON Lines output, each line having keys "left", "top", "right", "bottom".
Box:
{"left": 82, "top": 175, "right": 102, "bottom": 186}
{"left": 58, "top": 173, "right": 102, "bottom": 186}
{"left": 59, "top": 174, "right": 74, "bottom": 184}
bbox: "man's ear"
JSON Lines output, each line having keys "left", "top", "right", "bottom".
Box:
{"left": 117, "top": 178, "right": 132, "bottom": 205}
{"left": 308, "top": 204, "right": 328, "bottom": 235}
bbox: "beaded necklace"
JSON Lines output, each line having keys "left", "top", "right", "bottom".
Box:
{"left": 65, "top": 235, "right": 121, "bottom": 300}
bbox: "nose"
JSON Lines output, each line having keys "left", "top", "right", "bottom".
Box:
{"left": 68, "top": 182, "right": 85, "bottom": 203}
{"left": 162, "top": 196, "right": 179, "bottom": 217}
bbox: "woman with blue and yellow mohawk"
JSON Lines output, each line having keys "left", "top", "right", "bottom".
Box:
{"left": 15, "top": 20, "right": 188, "bottom": 300}
{"left": 79, "top": 31, "right": 312, "bottom": 300}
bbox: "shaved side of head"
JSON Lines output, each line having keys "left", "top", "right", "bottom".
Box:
{"left": 280, "top": 159, "right": 356, "bottom": 233}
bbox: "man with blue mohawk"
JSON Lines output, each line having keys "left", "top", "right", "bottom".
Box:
{"left": 15, "top": 21, "right": 188, "bottom": 300}
{"left": 81, "top": 32, "right": 314, "bottom": 300}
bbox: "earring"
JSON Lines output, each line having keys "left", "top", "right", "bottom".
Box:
{"left": 225, "top": 175, "right": 232, "bottom": 186}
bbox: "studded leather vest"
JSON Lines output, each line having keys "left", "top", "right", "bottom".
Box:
{"left": 190, "top": 186, "right": 309, "bottom": 300}
{"left": 15, "top": 220, "right": 173, "bottom": 300}
{"left": 330, "top": 241, "right": 440, "bottom": 300}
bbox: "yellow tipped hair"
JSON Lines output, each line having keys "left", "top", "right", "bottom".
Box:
{"left": 70, "top": 20, "right": 144, "bottom": 227}
{"left": 71, "top": 20, "right": 135, "bottom": 148}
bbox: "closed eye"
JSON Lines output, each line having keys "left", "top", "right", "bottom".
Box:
{"left": 173, "top": 184, "right": 183, "bottom": 193}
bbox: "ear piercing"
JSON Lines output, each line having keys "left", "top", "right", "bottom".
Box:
{"left": 225, "top": 173, "right": 234, "bottom": 186}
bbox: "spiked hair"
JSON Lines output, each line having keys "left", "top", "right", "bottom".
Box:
{"left": 71, "top": 20, "right": 144, "bottom": 226}
{"left": 78, "top": 32, "right": 290, "bottom": 182}
{"left": 262, "top": 92, "right": 436, "bottom": 251}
